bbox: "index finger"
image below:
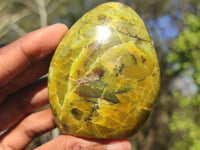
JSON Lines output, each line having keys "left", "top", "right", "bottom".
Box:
{"left": 0, "top": 23, "right": 68, "bottom": 87}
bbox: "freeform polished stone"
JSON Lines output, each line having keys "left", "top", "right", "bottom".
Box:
{"left": 48, "top": 2, "right": 160, "bottom": 139}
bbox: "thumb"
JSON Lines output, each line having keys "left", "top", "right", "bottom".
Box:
{"left": 35, "top": 135, "right": 131, "bottom": 150}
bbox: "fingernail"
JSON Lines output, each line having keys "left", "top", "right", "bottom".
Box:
{"left": 107, "top": 141, "right": 131, "bottom": 150}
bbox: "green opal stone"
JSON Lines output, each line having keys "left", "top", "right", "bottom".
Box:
{"left": 48, "top": 2, "right": 160, "bottom": 139}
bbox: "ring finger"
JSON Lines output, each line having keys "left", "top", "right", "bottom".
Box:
{"left": 0, "top": 109, "right": 55, "bottom": 150}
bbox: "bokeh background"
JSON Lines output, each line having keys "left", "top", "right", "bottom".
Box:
{"left": 0, "top": 0, "right": 199, "bottom": 149}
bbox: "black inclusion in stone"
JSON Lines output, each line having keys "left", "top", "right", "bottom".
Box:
{"left": 71, "top": 108, "right": 83, "bottom": 120}
{"left": 141, "top": 55, "right": 146, "bottom": 63}
{"left": 119, "top": 64, "right": 125, "bottom": 73}
{"left": 131, "top": 54, "right": 137, "bottom": 65}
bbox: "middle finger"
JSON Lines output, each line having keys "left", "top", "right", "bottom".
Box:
{"left": 0, "top": 78, "right": 49, "bottom": 131}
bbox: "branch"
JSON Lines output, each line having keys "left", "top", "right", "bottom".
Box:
{"left": 0, "top": 1, "right": 9, "bottom": 13}
{"left": 47, "top": 0, "right": 66, "bottom": 15}
{"left": 141, "top": 129, "right": 155, "bottom": 150}
{"left": 11, "top": 24, "right": 27, "bottom": 36}
{"left": 0, "top": 9, "right": 30, "bottom": 38}
{"left": 11, "top": 0, "right": 38, "bottom": 13}
{"left": 36, "top": 0, "right": 47, "bottom": 27}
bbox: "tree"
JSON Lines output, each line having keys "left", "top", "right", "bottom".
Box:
{"left": 166, "top": 0, "right": 200, "bottom": 149}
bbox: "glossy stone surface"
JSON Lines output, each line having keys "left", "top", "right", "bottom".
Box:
{"left": 48, "top": 2, "right": 160, "bottom": 139}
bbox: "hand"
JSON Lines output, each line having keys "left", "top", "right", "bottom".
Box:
{"left": 0, "top": 24, "right": 131, "bottom": 150}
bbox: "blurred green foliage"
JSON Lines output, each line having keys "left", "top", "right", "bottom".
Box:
{"left": 167, "top": 0, "right": 200, "bottom": 149}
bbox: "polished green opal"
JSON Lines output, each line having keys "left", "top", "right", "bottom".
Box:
{"left": 48, "top": 2, "right": 160, "bottom": 139}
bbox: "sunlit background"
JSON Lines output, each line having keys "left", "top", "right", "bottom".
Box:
{"left": 0, "top": 0, "right": 199, "bottom": 150}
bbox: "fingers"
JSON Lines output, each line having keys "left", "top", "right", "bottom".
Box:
{"left": 0, "top": 78, "right": 48, "bottom": 131}
{"left": 0, "top": 109, "right": 55, "bottom": 150}
{"left": 0, "top": 107, "right": 131, "bottom": 150}
{"left": 35, "top": 135, "right": 131, "bottom": 150}
{"left": 0, "top": 54, "right": 51, "bottom": 100}
{"left": 0, "top": 23, "right": 68, "bottom": 88}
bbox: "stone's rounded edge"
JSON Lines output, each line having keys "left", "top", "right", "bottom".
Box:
{"left": 95, "top": 2, "right": 129, "bottom": 8}
{"left": 48, "top": 2, "right": 160, "bottom": 140}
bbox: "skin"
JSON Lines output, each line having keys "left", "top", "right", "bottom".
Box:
{"left": 0, "top": 24, "right": 131, "bottom": 150}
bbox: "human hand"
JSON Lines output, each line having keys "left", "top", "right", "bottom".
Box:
{"left": 0, "top": 24, "right": 131, "bottom": 150}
